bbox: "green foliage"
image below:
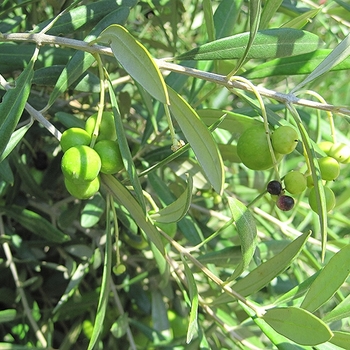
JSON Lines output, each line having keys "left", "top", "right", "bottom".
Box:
{"left": 1, "top": 1, "right": 350, "bottom": 349}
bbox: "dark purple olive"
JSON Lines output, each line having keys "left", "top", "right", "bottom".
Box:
{"left": 276, "top": 195, "right": 295, "bottom": 211}
{"left": 267, "top": 180, "right": 282, "bottom": 195}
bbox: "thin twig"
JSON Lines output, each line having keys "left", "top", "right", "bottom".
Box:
{"left": 1, "top": 32, "right": 350, "bottom": 115}
{"left": 0, "top": 216, "right": 48, "bottom": 348}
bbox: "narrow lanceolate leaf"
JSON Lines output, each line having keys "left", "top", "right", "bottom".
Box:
{"left": 301, "top": 245, "right": 350, "bottom": 313}
{"left": 281, "top": 9, "right": 320, "bottom": 30}
{"left": 101, "top": 174, "right": 164, "bottom": 254}
{"left": 181, "top": 257, "right": 199, "bottom": 343}
{"left": 87, "top": 200, "right": 113, "bottom": 350}
{"left": 0, "top": 118, "right": 33, "bottom": 162}
{"left": 0, "top": 206, "right": 70, "bottom": 243}
{"left": 107, "top": 79, "right": 146, "bottom": 212}
{"left": 322, "top": 293, "right": 350, "bottom": 324}
{"left": 0, "top": 55, "right": 34, "bottom": 158}
{"left": 150, "top": 175, "right": 193, "bottom": 223}
{"left": 243, "top": 49, "right": 350, "bottom": 79}
{"left": 260, "top": 0, "right": 283, "bottom": 29}
{"left": 329, "top": 331, "right": 350, "bottom": 349}
{"left": 97, "top": 24, "right": 169, "bottom": 104}
{"left": 297, "top": 122, "right": 327, "bottom": 260}
{"left": 213, "top": 231, "right": 311, "bottom": 304}
{"left": 168, "top": 87, "right": 224, "bottom": 194}
{"left": 227, "top": 197, "right": 257, "bottom": 279}
{"left": 176, "top": 28, "right": 323, "bottom": 61}
{"left": 0, "top": 309, "right": 16, "bottom": 323}
{"left": 263, "top": 307, "right": 333, "bottom": 346}
{"left": 292, "top": 32, "right": 350, "bottom": 93}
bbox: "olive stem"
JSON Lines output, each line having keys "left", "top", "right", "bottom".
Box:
{"left": 164, "top": 103, "right": 181, "bottom": 151}
{"left": 109, "top": 193, "right": 121, "bottom": 267}
{"left": 159, "top": 229, "right": 266, "bottom": 318}
{"left": 294, "top": 90, "right": 336, "bottom": 144}
{"left": 90, "top": 54, "right": 106, "bottom": 148}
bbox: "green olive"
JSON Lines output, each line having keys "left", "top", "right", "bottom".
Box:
{"left": 94, "top": 140, "right": 123, "bottom": 174}
{"left": 64, "top": 176, "right": 100, "bottom": 200}
{"left": 237, "top": 126, "right": 282, "bottom": 170}
{"left": 85, "top": 111, "right": 117, "bottom": 141}
{"left": 61, "top": 145, "right": 101, "bottom": 182}
{"left": 271, "top": 125, "right": 298, "bottom": 154}
{"left": 60, "top": 127, "right": 91, "bottom": 152}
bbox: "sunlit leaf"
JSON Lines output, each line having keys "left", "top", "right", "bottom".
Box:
{"left": 243, "top": 49, "right": 350, "bottom": 79}
{"left": 213, "top": 0, "right": 243, "bottom": 39}
{"left": 32, "top": 0, "right": 132, "bottom": 35}
{"left": 81, "top": 193, "right": 106, "bottom": 228}
{"left": 97, "top": 24, "right": 169, "bottom": 104}
{"left": 87, "top": 198, "right": 113, "bottom": 350}
{"left": 182, "top": 257, "right": 199, "bottom": 343}
{"left": 147, "top": 173, "right": 203, "bottom": 245}
{"left": 281, "top": 9, "right": 320, "bottom": 30}
{"left": 0, "top": 53, "right": 34, "bottom": 158}
{"left": 292, "top": 32, "right": 350, "bottom": 92}
{"left": 263, "top": 307, "right": 333, "bottom": 345}
{"left": 297, "top": 122, "right": 327, "bottom": 260}
{"left": 0, "top": 118, "right": 33, "bottom": 162}
{"left": 323, "top": 293, "right": 350, "bottom": 324}
{"left": 240, "top": 301, "right": 314, "bottom": 350}
{"left": 301, "top": 245, "right": 350, "bottom": 313}
{"left": 226, "top": 197, "right": 257, "bottom": 279}
{"left": 198, "top": 109, "right": 262, "bottom": 138}
{"left": 260, "top": 0, "right": 283, "bottom": 29}
{"left": 213, "top": 231, "right": 311, "bottom": 303}
{"left": 150, "top": 175, "right": 193, "bottom": 223}
{"left": 176, "top": 28, "right": 323, "bottom": 61}
{"left": 329, "top": 331, "right": 350, "bottom": 348}
{"left": 168, "top": 87, "right": 224, "bottom": 194}
{"left": 0, "top": 309, "right": 16, "bottom": 323}
{"left": 107, "top": 78, "right": 146, "bottom": 212}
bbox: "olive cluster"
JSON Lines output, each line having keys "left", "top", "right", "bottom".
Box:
{"left": 60, "top": 112, "right": 123, "bottom": 199}
{"left": 237, "top": 124, "right": 347, "bottom": 212}
{"left": 306, "top": 141, "right": 350, "bottom": 212}
{"left": 267, "top": 140, "right": 348, "bottom": 212}
{"left": 237, "top": 125, "right": 298, "bottom": 171}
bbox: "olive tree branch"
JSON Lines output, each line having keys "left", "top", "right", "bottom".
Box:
{"left": 1, "top": 32, "right": 350, "bottom": 116}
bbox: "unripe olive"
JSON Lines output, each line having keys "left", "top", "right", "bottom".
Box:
{"left": 318, "top": 156, "right": 340, "bottom": 181}
{"left": 61, "top": 145, "right": 101, "bottom": 182}
{"left": 85, "top": 112, "right": 117, "bottom": 141}
{"left": 284, "top": 171, "right": 307, "bottom": 194}
{"left": 308, "top": 186, "right": 335, "bottom": 213}
{"left": 329, "top": 143, "right": 350, "bottom": 164}
{"left": 271, "top": 126, "right": 298, "bottom": 154}
{"left": 64, "top": 176, "right": 100, "bottom": 200}
{"left": 60, "top": 127, "right": 91, "bottom": 152}
{"left": 237, "top": 126, "right": 282, "bottom": 170}
{"left": 94, "top": 140, "right": 123, "bottom": 174}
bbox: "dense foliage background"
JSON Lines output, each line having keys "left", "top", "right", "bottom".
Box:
{"left": 1, "top": 0, "right": 350, "bottom": 349}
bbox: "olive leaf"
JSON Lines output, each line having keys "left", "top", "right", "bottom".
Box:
{"left": 176, "top": 28, "right": 323, "bottom": 61}
{"left": 168, "top": 87, "right": 224, "bottom": 195}
{"left": 97, "top": 24, "right": 169, "bottom": 104}
{"left": 263, "top": 307, "right": 333, "bottom": 346}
